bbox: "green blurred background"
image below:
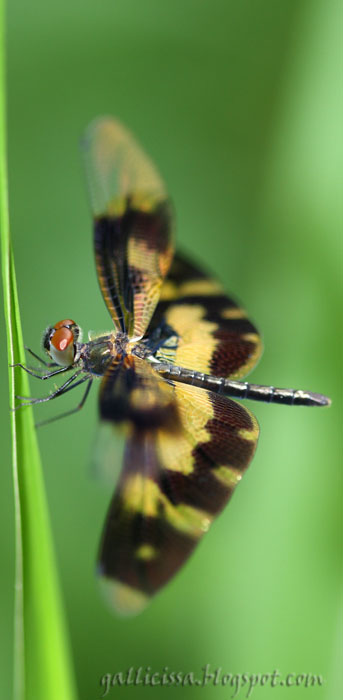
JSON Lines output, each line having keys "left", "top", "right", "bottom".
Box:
{"left": 1, "top": 1, "right": 341, "bottom": 698}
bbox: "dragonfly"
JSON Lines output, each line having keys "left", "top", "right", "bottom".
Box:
{"left": 14, "top": 117, "right": 331, "bottom": 615}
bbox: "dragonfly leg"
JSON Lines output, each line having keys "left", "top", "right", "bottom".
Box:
{"left": 35, "top": 378, "right": 93, "bottom": 428}
{"left": 14, "top": 371, "right": 82, "bottom": 407}
{"left": 11, "top": 363, "right": 72, "bottom": 380}
{"left": 24, "top": 346, "right": 58, "bottom": 368}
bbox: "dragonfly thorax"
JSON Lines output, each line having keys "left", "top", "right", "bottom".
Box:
{"left": 114, "top": 331, "right": 130, "bottom": 355}
{"left": 80, "top": 331, "right": 145, "bottom": 377}
{"left": 114, "top": 331, "right": 147, "bottom": 358}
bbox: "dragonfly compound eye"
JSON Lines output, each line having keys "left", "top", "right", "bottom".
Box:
{"left": 43, "top": 320, "right": 80, "bottom": 366}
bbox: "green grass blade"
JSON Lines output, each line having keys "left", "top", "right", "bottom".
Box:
{"left": 0, "top": 3, "right": 77, "bottom": 699}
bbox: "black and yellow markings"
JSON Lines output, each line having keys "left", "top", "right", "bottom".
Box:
{"left": 135, "top": 544, "right": 158, "bottom": 561}
{"left": 99, "top": 486, "right": 201, "bottom": 612}
{"left": 120, "top": 473, "right": 211, "bottom": 538}
{"left": 159, "top": 304, "right": 218, "bottom": 377}
{"left": 99, "top": 355, "right": 180, "bottom": 430}
{"left": 82, "top": 119, "right": 265, "bottom": 615}
{"left": 159, "top": 277, "right": 223, "bottom": 301}
{"left": 98, "top": 370, "right": 259, "bottom": 612}
{"left": 95, "top": 263, "right": 261, "bottom": 613}
{"left": 94, "top": 190, "right": 174, "bottom": 333}
{"left": 220, "top": 307, "right": 247, "bottom": 319}
{"left": 94, "top": 193, "right": 174, "bottom": 337}
{"left": 150, "top": 252, "right": 262, "bottom": 380}
{"left": 160, "top": 382, "right": 259, "bottom": 506}
{"left": 95, "top": 252, "right": 261, "bottom": 613}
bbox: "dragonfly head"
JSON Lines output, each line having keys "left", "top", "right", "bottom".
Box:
{"left": 43, "top": 319, "right": 81, "bottom": 366}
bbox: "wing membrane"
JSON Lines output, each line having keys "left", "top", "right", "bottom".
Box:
{"left": 99, "top": 355, "right": 179, "bottom": 431}
{"left": 149, "top": 252, "right": 262, "bottom": 379}
{"left": 97, "top": 362, "right": 259, "bottom": 614}
{"left": 82, "top": 117, "right": 174, "bottom": 337}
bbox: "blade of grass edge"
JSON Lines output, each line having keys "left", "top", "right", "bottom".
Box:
{"left": 0, "top": 4, "right": 77, "bottom": 699}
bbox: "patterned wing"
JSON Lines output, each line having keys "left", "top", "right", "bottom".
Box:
{"left": 149, "top": 252, "right": 262, "bottom": 379}
{"left": 81, "top": 117, "right": 174, "bottom": 338}
{"left": 97, "top": 358, "right": 259, "bottom": 614}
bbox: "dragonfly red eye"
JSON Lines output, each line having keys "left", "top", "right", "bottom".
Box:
{"left": 54, "top": 319, "right": 77, "bottom": 330}
{"left": 51, "top": 327, "right": 74, "bottom": 352}
{"left": 43, "top": 320, "right": 81, "bottom": 366}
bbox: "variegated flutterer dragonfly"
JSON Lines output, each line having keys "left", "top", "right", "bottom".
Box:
{"left": 14, "top": 118, "right": 331, "bottom": 614}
